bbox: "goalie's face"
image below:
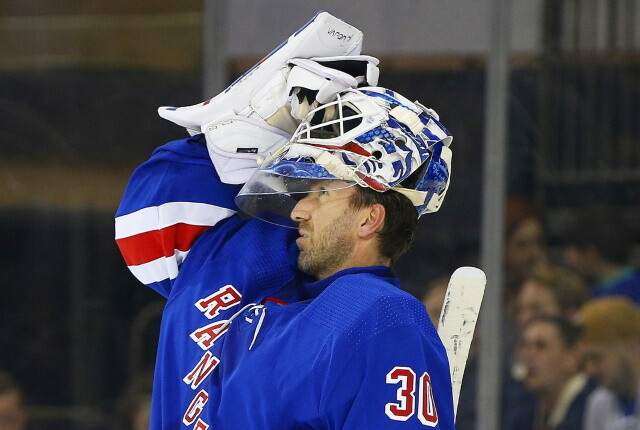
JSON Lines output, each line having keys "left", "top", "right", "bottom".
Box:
{"left": 290, "top": 181, "right": 360, "bottom": 280}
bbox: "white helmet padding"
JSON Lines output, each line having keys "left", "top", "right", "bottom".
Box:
{"left": 235, "top": 86, "right": 453, "bottom": 227}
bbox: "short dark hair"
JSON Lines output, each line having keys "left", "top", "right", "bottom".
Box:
{"left": 349, "top": 186, "right": 418, "bottom": 262}
{"left": 523, "top": 314, "right": 582, "bottom": 349}
{"left": 525, "top": 264, "right": 591, "bottom": 315}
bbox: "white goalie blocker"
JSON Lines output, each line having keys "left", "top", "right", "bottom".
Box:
{"left": 437, "top": 267, "right": 486, "bottom": 421}
{"left": 157, "top": 11, "right": 379, "bottom": 184}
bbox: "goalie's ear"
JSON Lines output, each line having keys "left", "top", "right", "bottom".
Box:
{"left": 356, "top": 202, "right": 386, "bottom": 239}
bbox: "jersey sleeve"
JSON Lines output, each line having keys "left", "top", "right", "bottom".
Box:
{"left": 323, "top": 324, "right": 455, "bottom": 429}
{"left": 115, "top": 135, "right": 242, "bottom": 297}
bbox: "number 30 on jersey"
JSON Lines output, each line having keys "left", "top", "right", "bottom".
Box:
{"left": 385, "top": 366, "right": 438, "bottom": 427}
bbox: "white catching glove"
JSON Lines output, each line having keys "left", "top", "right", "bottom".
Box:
{"left": 249, "top": 55, "right": 380, "bottom": 132}
{"left": 157, "top": 12, "right": 379, "bottom": 184}
{"left": 286, "top": 55, "right": 380, "bottom": 121}
{"left": 198, "top": 55, "right": 380, "bottom": 184}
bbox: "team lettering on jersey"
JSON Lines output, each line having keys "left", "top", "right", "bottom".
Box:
{"left": 182, "top": 284, "right": 243, "bottom": 428}
{"left": 196, "top": 285, "right": 242, "bottom": 319}
{"left": 180, "top": 285, "right": 441, "bottom": 428}
{"left": 190, "top": 320, "right": 231, "bottom": 350}
{"left": 183, "top": 352, "right": 220, "bottom": 390}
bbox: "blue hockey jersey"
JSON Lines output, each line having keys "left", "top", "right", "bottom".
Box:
{"left": 115, "top": 134, "right": 455, "bottom": 429}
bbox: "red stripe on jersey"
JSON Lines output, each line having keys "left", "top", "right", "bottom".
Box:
{"left": 116, "top": 223, "right": 211, "bottom": 266}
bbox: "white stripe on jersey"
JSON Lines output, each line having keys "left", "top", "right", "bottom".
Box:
{"left": 115, "top": 202, "right": 235, "bottom": 239}
{"left": 127, "top": 249, "right": 190, "bottom": 285}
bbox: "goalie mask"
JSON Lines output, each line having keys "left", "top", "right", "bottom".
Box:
{"left": 235, "top": 86, "right": 453, "bottom": 227}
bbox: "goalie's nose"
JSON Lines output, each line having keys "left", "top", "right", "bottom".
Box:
{"left": 290, "top": 194, "right": 313, "bottom": 223}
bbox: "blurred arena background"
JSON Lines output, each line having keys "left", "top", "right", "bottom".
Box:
{"left": 1, "top": 1, "right": 639, "bottom": 428}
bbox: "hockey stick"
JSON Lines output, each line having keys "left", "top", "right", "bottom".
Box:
{"left": 437, "top": 266, "right": 486, "bottom": 421}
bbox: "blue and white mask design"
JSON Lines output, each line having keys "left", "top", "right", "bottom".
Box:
{"left": 236, "top": 87, "right": 453, "bottom": 227}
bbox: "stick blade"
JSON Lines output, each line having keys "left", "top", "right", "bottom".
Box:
{"left": 436, "top": 266, "right": 486, "bottom": 419}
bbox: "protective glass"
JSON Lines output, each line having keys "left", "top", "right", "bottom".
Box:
{"left": 235, "top": 155, "right": 357, "bottom": 228}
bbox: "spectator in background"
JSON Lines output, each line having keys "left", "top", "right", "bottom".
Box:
{"left": 579, "top": 297, "right": 640, "bottom": 430}
{"left": 503, "top": 264, "right": 591, "bottom": 429}
{"left": 0, "top": 371, "right": 26, "bottom": 430}
{"left": 505, "top": 315, "right": 595, "bottom": 430}
{"left": 563, "top": 210, "right": 640, "bottom": 304}
{"left": 505, "top": 197, "right": 549, "bottom": 314}
{"left": 421, "top": 276, "right": 449, "bottom": 328}
{"left": 514, "top": 264, "right": 591, "bottom": 330}
{"left": 502, "top": 197, "right": 550, "bottom": 401}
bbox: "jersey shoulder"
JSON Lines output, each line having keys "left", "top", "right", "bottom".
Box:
{"left": 304, "top": 271, "right": 434, "bottom": 340}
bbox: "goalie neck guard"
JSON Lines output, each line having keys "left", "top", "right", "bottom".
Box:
{"left": 235, "top": 86, "right": 453, "bottom": 227}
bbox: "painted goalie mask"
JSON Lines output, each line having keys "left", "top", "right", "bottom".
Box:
{"left": 235, "top": 86, "right": 453, "bottom": 227}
